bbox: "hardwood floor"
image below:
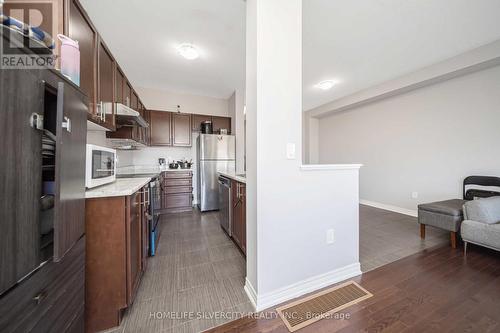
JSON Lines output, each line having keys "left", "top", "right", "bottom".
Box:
{"left": 205, "top": 245, "right": 500, "bottom": 333}
{"left": 359, "top": 205, "right": 448, "bottom": 272}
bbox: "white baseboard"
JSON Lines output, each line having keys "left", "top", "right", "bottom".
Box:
{"left": 244, "top": 263, "right": 361, "bottom": 312}
{"left": 360, "top": 199, "right": 418, "bottom": 217}
{"left": 244, "top": 278, "right": 258, "bottom": 311}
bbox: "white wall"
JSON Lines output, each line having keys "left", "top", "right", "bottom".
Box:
{"left": 228, "top": 92, "right": 236, "bottom": 135}
{"left": 135, "top": 87, "right": 229, "bottom": 116}
{"left": 318, "top": 64, "right": 500, "bottom": 213}
{"left": 245, "top": 0, "right": 361, "bottom": 311}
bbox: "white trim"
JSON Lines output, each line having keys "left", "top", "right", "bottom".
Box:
{"left": 300, "top": 164, "right": 363, "bottom": 171}
{"left": 360, "top": 199, "right": 418, "bottom": 217}
{"left": 244, "top": 278, "right": 258, "bottom": 311}
{"left": 247, "top": 263, "right": 362, "bottom": 312}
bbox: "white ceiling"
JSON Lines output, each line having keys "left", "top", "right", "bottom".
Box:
{"left": 303, "top": 0, "right": 500, "bottom": 111}
{"left": 79, "top": 0, "right": 246, "bottom": 99}
{"left": 80, "top": 0, "right": 500, "bottom": 108}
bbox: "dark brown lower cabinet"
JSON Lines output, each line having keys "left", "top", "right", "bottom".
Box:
{"left": 231, "top": 180, "right": 246, "bottom": 255}
{"left": 85, "top": 186, "right": 149, "bottom": 332}
{"left": 161, "top": 171, "right": 193, "bottom": 213}
{"left": 0, "top": 237, "right": 85, "bottom": 333}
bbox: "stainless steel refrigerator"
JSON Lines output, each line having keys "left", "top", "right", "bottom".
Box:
{"left": 197, "top": 134, "right": 236, "bottom": 211}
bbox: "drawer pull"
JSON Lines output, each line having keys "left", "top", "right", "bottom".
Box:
{"left": 33, "top": 291, "right": 47, "bottom": 304}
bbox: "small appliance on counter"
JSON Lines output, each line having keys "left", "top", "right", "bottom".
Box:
{"left": 158, "top": 158, "right": 166, "bottom": 170}
{"left": 201, "top": 121, "right": 213, "bottom": 134}
{"left": 178, "top": 159, "right": 193, "bottom": 169}
{"left": 85, "top": 144, "right": 116, "bottom": 188}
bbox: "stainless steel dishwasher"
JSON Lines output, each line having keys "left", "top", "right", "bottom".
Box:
{"left": 218, "top": 176, "right": 232, "bottom": 236}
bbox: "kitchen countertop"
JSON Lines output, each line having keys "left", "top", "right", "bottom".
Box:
{"left": 218, "top": 171, "right": 246, "bottom": 184}
{"left": 85, "top": 177, "right": 152, "bottom": 199}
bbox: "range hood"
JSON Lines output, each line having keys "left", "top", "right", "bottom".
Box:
{"left": 108, "top": 138, "right": 146, "bottom": 150}
{"left": 115, "top": 103, "right": 149, "bottom": 128}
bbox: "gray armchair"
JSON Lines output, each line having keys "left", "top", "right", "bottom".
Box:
{"left": 461, "top": 196, "right": 500, "bottom": 254}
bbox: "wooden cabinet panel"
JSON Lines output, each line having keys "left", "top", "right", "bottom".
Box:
{"left": 164, "top": 186, "right": 192, "bottom": 195}
{"left": 231, "top": 180, "right": 246, "bottom": 254}
{"left": 68, "top": 0, "right": 97, "bottom": 120}
{"left": 131, "top": 91, "right": 138, "bottom": 111}
{"left": 164, "top": 179, "right": 192, "bottom": 187}
{"left": 161, "top": 172, "right": 193, "bottom": 213}
{"left": 115, "top": 67, "right": 125, "bottom": 105}
{"left": 127, "top": 192, "right": 142, "bottom": 305}
{"left": 172, "top": 113, "right": 192, "bottom": 147}
{"left": 164, "top": 171, "right": 193, "bottom": 179}
{"left": 212, "top": 116, "right": 231, "bottom": 134}
{"left": 140, "top": 185, "right": 149, "bottom": 272}
{"left": 0, "top": 68, "right": 43, "bottom": 294}
{"left": 192, "top": 114, "right": 212, "bottom": 131}
{"left": 52, "top": 77, "right": 87, "bottom": 261}
{"left": 124, "top": 82, "right": 132, "bottom": 107}
{"left": 150, "top": 111, "right": 172, "bottom": 146}
{"left": 0, "top": 237, "right": 85, "bottom": 333}
{"left": 85, "top": 187, "right": 148, "bottom": 332}
{"left": 85, "top": 197, "right": 127, "bottom": 332}
{"left": 241, "top": 183, "right": 246, "bottom": 254}
{"left": 144, "top": 109, "right": 151, "bottom": 146}
{"left": 163, "top": 194, "right": 192, "bottom": 210}
{"left": 97, "top": 38, "right": 115, "bottom": 129}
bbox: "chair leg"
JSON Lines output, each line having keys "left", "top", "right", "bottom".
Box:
{"left": 450, "top": 231, "right": 457, "bottom": 249}
{"left": 464, "top": 241, "right": 468, "bottom": 256}
{"left": 420, "top": 224, "right": 426, "bottom": 239}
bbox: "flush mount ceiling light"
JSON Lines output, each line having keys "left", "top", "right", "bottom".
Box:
{"left": 177, "top": 43, "right": 200, "bottom": 60}
{"left": 314, "top": 79, "right": 339, "bottom": 90}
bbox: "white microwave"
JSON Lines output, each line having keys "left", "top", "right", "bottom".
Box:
{"left": 85, "top": 144, "right": 117, "bottom": 189}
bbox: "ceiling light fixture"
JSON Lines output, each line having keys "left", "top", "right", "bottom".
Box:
{"left": 315, "top": 79, "right": 339, "bottom": 90}
{"left": 177, "top": 43, "right": 200, "bottom": 60}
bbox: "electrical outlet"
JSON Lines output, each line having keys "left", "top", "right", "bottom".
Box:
{"left": 412, "top": 192, "right": 419, "bottom": 199}
{"left": 327, "top": 229, "right": 335, "bottom": 244}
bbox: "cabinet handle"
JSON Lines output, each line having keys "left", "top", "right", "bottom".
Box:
{"left": 33, "top": 291, "right": 47, "bottom": 304}
{"left": 62, "top": 116, "right": 71, "bottom": 133}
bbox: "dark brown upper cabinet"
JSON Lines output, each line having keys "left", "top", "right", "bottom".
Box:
{"left": 97, "top": 38, "right": 115, "bottom": 129}
{"left": 143, "top": 108, "right": 151, "bottom": 146}
{"left": 150, "top": 111, "right": 172, "bottom": 146}
{"left": 172, "top": 113, "right": 192, "bottom": 147}
{"left": 212, "top": 116, "right": 231, "bottom": 134}
{"left": 124, "top": 82, "right": 132, "bottom": 108}
{"left": 68, "top": 0, "right": 98, "bottom": 122}
{"left": 192, "top": 114, "right": 212, "bottom": 132}
{"left": 131, "top": 91, "right": 139, "bottom": 111}
{"left": 115, "top": 66, "right": 125, "bottom": 105}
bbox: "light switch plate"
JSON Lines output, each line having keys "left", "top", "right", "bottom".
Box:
{"left": 327, "top": 229, "right": 335, "bottom": 244}
{"left": 286, "top": 143, "right": 296, "bottom": 159}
